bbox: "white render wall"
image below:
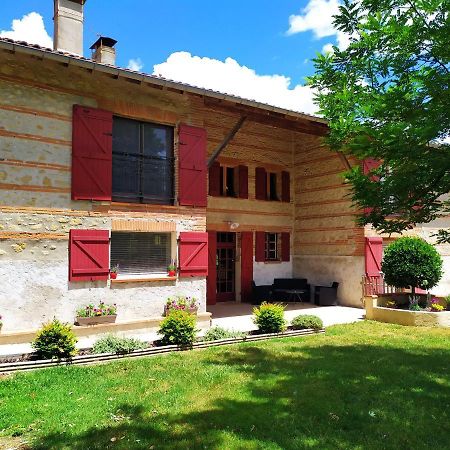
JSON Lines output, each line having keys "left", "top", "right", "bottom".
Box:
{"left": 253, "top": 260, "right": 293, "bottom": 286}
{"left": 293, "top": 255, "right": 365, "bottom": 308}
{"left": 0, "top": 234, "right": 206, "bottom": 333}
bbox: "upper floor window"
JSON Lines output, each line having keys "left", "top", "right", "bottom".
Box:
{"left": 209, "top": 162, "right": 248, "bottom": 199}
{"left": 112, "top": 117, "right": 174, "bottom": 204}
{"left": 269, "top": 172, "right": 278, "bottom": 201}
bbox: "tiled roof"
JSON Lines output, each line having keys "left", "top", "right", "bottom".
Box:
{"left": 0, "top": 37, "right": 326, "bottom": 124}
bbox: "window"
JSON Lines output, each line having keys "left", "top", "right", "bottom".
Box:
{"left": 269, "top": 173, "right": 278, "bottom": 201}
{"left": 225, "top": 167, "right": 236, "bottom": 197}
{"left": 112, "top": 117, "right": 174, "bottom": 204}
{"left": 265, "top": 232, "right": 279, "bottom": 261}
{"left": 110, "top": 231, "right": 172, "bottom": 275}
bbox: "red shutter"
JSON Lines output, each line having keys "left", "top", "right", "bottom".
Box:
{"left": 238, "top": 165, "right": 248, "bottom": 199}
{"left": 178, "top": 124, "right": 207, "bottom": 207}
{"left": 281, "top": 233, "right": 290, "bottom": 262}
{"left": 179, "top": 232, "right": 208, "bottom": 277}
{"left": 241, "top": 232, "right": 253, "bottom": 301}
{"left": 72, "top": 105, "right": 113, "bottom": 201}
{"left": 69, "top": 229, "right": 110, "bottom": 281}
{"left": 209, "top": 162, "right": 221, "bottom": 197}
{"left": 255, "top": 167, "right": 267, "bottom": 200}
{"left": 281, "top": 171, "right": 290, "bottom": 203}
{"left": 255, "top": 231, "right": 265, "bottom": 262}
{"left": 207, "top": 231, "right": 217, "bottom": 304}
{"left": 362, "top": 158, "right": 381, "bottom": 180}
{"left": 365, "top": 237, "right": 383, "bottom": 277}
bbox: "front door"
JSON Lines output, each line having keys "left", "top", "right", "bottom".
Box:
{"left": 216, "top": 232, "right": 236, "bottom": 302}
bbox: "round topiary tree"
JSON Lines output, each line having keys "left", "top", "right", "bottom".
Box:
{"left": 381, "top": 237, "right": 443, "bottom": 295}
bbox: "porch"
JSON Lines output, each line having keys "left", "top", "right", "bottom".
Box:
{"left": 208, "top": 302, "right": 364, "bottom": 332}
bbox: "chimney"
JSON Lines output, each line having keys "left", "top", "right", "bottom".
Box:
{"left": 90, "top": 37, "right": 117, "bottom": 65}
{"left": 53, "top": 0, "right": 86, "bottom": 55}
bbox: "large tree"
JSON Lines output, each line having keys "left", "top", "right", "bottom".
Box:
{"left": 309, "top": 0, "right": 450, "bottom": 242}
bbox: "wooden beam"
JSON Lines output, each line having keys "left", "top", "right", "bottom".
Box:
{"left": 207, "top": 115, "right": 247, "bottom": 168}
{"left": 203, "top": 97, "right": 329, "bottom": 136}
{"left": 337, "top": 151, "right": 352, "bottom": 170}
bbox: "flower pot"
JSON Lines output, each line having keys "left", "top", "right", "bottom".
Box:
{"left": 110, "top": 272, "right": 117, "bottom": 280}
{"left": 168, "top": 270, "right": 176, "bottom": 277}
{"left": 75, "top": 315, "right": 117, "bottom": 326}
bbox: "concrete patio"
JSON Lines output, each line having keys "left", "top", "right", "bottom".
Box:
{"left": 208, "top": 302, "right": 364, "bottom": 332}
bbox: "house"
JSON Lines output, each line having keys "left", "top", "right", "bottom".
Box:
{"left": 0, "top": 0, "right": 448, "bottom": 339}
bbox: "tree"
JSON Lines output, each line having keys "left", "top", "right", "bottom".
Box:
{"left": 309, "top": 0, "right": 450, "bottom": 241}
{"left": 381, "top": 237, "right": 443, "bottom": 294}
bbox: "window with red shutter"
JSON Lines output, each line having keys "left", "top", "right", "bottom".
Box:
{"left": 69, "top": 229, "right": 110, "bottom": 281}
{"left": 72, "top": 105, "right": 113, "bottom": 201}
{"left": 255, "top": 167, "right": 267, "bottom": 200}
{"left": 208, "top": 162, "right": 221, "bottom": 197}
{"left": 255, "top": 231, "right": 265, "bottom": 262}
{"left": 179, "top": 232, "right": 208, "bottom": 277}
{"left": 178, "top": 124, "right": 207, "bottom": 207}
{"left": 238, "top": 165, "right": 248, "bottom": 199}
{"left": 365, "top": 237, "right": 383, "bottom": 277}
{"left": 281, "top": 232, "right": 290, "bottom": 261}
{"left": 281, "top": 171, "right": 290, "bottom": 203}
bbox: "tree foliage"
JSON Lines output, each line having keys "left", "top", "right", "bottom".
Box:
{"left": 381, "top": 236, "right": 443, "bottom": 291}
{"left": 309, "top": 0, "right": 450, "bottom": 240}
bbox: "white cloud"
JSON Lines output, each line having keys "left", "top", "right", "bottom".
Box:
{"left": 153, "top": 52, "right": 318, "bottom": 115}
{"left": 0, "top": 12, "right": 52, "bottom": 48}
{"left": 127, "top": 58, "right": 144, "bottom": 71}
{"left": 286, "top": 0, "right": 354, "bottom": 52}
{"left": 287, "top": 0, "right": 341, "bottom": 38}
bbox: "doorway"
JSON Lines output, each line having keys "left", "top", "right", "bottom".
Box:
{"left": 216, "top": 232, "right": 236, "bottom": 302}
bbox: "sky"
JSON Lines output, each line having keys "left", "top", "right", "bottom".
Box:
{"left": 0, "top": 0, "right": 347, "bottom": 115}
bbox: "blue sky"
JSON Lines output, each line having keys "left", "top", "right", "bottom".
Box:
{"left": 0, "top": 1, "right": 344, "bottom": 114}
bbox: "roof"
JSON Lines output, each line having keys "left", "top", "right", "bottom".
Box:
{"left": 0, "top": 37, "right": 327, "bottom": 125}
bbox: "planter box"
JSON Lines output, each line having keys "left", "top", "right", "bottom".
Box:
{"left": 75, "top": 315, "right": 117, "bottom": 326}
{"left": 364, "top": 296, "right": 450, "bottom": 328}
{"left": 164, "top": 306, "right": 198, "bottom": 317}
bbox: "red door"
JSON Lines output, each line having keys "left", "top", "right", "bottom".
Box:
{"left": 216, "top": 232, "right": 236, "bottom": 302}
{"left": 241, "top": 232, "right": 253, "bottom": 302}
{"left": 207, "top": 231, "right": 217, "bottom": 305}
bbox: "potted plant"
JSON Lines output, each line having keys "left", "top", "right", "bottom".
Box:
{"left": 164, "top": 296, "right": 199, "bottom": 316}
{"left": 167, "top": 260, "right": 177, "bottom": 277}
{"left": 75, "top": 302, "right": 117, "bottom": 325}
{"left": 110, "top": 264, "right": 119, "bottom": 280}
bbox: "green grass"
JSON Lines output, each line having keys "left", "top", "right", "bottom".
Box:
{"left": 0, "top": 321, "right": 449, "bottom": 449}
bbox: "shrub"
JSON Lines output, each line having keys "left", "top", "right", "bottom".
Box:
{"left": 382, "top": 237, "right": 443, "bottom": 294}
{"left": 92, "top": 334, "right": 147, "bottom": 354}
{"left": 203, "top": 327, "right": 247, "bottom": 342}
{"left": 158, "top": 310, "right": 197, "bottom": 347}
{"left": 430, "top": 303, "right": 444, "bottom": 312}
{"left": 253, "top": 302, "right": 286, "bottom": 333}
{"left": 165, "top": 295, "right": 199, "bottom": 315}
{"left": 444, "top": 295, "right": 450, "bottom": 311}
{"left": 291, "top": 315, "right": 323, "bottom": 331}
{"left": 32, "top": 318, "right": 78, "bottom": 359}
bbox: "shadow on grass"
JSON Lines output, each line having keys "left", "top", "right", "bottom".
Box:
{"left": 32, "top": 342, "right": 450, "bottom": 450}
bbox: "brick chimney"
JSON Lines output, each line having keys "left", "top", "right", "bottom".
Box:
{"left": 53, "top": 0, "right": 86, "bottom": 55}
{"left": 90, "top": 36, "right": 117, "bottom": 65}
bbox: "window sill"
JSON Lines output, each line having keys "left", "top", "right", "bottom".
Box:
{"left": 263, "top": 260, "right": 282, "bottom": 264}
{"left": 111, "top": 276, "right": 177, "bottom": 284}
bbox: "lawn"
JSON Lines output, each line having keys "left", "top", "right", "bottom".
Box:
{"left": 0, "top": 321, "right": 449, "bottom": 450}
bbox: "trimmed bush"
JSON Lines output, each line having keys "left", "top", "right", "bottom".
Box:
{"left": 203, "top": 327, "right": 247, "bottom": 342}
{"left": 253, "top": 302, "right": 286, "bottom": 333}
{"left": 291, "top": 315, "right": 323, "bottom": 331}
{"left": 158, "top": 310, "right": 197, "bottom": 347}
{"left": 32, "top": 318, "right": 78, "bottom": 359}
{"left": 92, "top": 334, "right": 147, "bottom": 355}
{"left": 382, "top": 237, "right": 443, "bottom": 293}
